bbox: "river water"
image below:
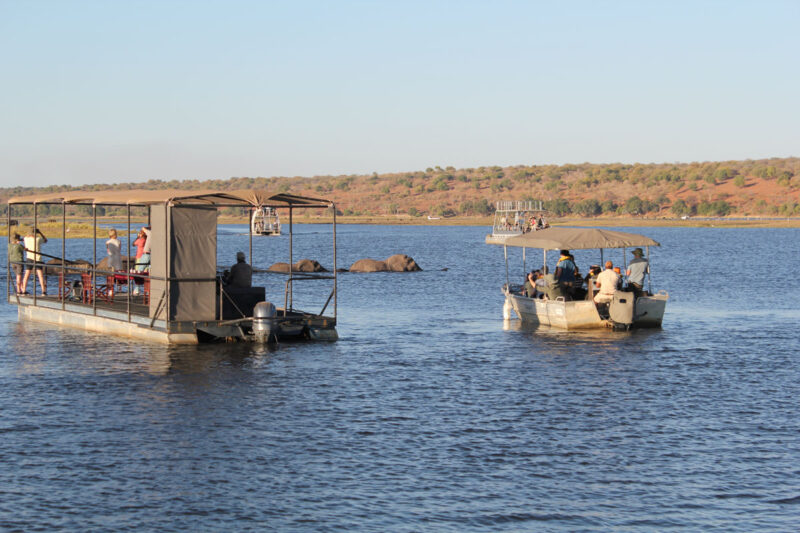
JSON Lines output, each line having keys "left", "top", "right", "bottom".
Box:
{"left": 1, "top": 224, "right": 798, "bottom": 531}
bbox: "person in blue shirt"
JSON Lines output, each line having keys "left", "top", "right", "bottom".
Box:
{"left": 554, "top": 249, "right": 577, "bottom": 298}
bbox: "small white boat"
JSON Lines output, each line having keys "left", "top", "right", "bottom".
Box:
{"left": 487, "top": 227, "right": 668, "bottom": 330}
{"left": 251, "top": 206, "right": 281, "bottom": 235}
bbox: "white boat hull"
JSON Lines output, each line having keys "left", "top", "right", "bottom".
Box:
{"left": 505, "top": 290, "right": 668, "bottom": 329}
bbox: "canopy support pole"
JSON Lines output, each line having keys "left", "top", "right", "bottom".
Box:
{"left": 522, "top": 247, "right": 526, "bottom": 274}
{"left": 600, "top": 248, "right": 604, "bottom": 266}
{"left": 165, "top": 202, "right": 170, "bottom": 333}
{"left": 289, "top": 206, "right": 293, "bottom": 311}
{"left": 6, "top": 203, "right": 10, "bottom": 300}
{"left": 92, "top": 205, "right": 96, "bottom": 315}
{"left": 332, "top": 203, "right": 337, "bottom": 320}
{"left": 646, "top": 245, "right": 652, "bottom": 294}
{"left": 33, "top": 203, "right": 38, "bottom": 304}
{"left": 503, "top": 245, "right": 509, "bottom": 286}
{"left": 248, "top": 207, "right": 253, "bottom": 268}
{"left": 126, "top": 204, "right": 131, "bottom": 321}
{"left": 622, "top": 247, "right": 627, "bottom": 280}
{"left": 543, "top": 249, "right": 547, "bottom": 273}
{"left": 62, "top": 202, "right": 66, "bottom": 311}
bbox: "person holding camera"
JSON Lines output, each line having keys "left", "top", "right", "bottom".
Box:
{"left": 22, "top": 228, "right": 48, "bottom": 295}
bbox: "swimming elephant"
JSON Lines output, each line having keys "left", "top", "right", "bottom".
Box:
{"left": 385, "top": 254, "right": 422, "bottom": 272}
{"left": 44, "top": 258, "right": 92, "bottom": 276}
{"left": 349, "top": 258, "right": 388, "bottom": 272}
{"left": 349, "top": 255, "right": 422, "bottom": 272}
{"left": 268, "top": 259, "right": 328, "bottom": 273}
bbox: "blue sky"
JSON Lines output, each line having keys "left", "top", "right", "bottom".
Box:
{"left": 1, "top": 0, "right": 798, "bottom": 187}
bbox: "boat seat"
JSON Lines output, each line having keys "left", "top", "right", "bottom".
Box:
{"left": 220, "top": 286, "right": 266, "bottom": 319}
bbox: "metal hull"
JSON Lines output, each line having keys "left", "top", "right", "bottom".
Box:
{"left": 15, "top": 297, "right": 337, "bottom": 344}
{"left": 506, "top": 291, "right": 668, "bottom": 330}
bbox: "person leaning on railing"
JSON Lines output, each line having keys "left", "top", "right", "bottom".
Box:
{"left": 135, "top": 226, "right": 151, "bottom": 272}
{"left": 8, "top": 233, "right": 24, "bottom": 294}
{"left": 22, "top": 228, "right": 48, "bottom": 296}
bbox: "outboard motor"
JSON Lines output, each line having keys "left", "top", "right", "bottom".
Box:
{"left": 252, "top": 301, "right": 277, "bottom": 343}
{"left": 609, "top": 292, "right": 635, "bottom": 328}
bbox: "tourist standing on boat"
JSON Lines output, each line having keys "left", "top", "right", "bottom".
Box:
{"left": 136, "top": 226, "right": 151, "bottom": 272}
{"left": 593, "top": 261, "right": 619, "bottom": 304}
{"left": 132, "top": 228, "right": 146, "bottom": 264}
{"left": 224, "top": 251, "right": 252, "bottom": 288}
{"left": 22, "top": 228, "right": 47, "bottom": 295}
{"left": 626, "top": 248, "right": 649, "bottom": 297}
{"left": 555, "top": 250, "right": 577, "bottom": 297}
{"left": 106, "top": 229, "right": 123, "bottom": 271}
{"left": 8, "top": 233, "right": 24, "bottom": 294}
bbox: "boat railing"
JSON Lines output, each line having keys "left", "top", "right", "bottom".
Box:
{"left": 495, "top": 200, "right": 544, "bottom": 212}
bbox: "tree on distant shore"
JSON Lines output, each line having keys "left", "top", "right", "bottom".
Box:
{"left": 670, "top": 199, "right": 693, "bottom": 216}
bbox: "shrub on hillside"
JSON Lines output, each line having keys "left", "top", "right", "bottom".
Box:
{"left": 545, "top": 199, "right": 571, "bottom": 216}
{"left": 670, "top": 199, "right": 694, "bottom": 216}
{"left": 573, "top": 199, "right": 601, "bottom": 216}
{"left": 696, "top": 200, "right": 731, "bottom": 216}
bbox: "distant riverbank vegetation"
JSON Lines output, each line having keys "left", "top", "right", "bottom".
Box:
{"left": 2, "top": 157, "right": 798, "bottom": 221}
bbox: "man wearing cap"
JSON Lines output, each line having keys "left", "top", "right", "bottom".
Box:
{"left": 626, "top": 248, "right": 649, "bottom": 298}
{"left": 554, "top": 249, "right": 577, "bottom": 298}
{"left": 593, "top": 260, "right": 619, "bottom": 305}
{"left": 224, "top": 251, "right": 252, "bottom": 288}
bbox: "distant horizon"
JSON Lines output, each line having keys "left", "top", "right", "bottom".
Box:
{"left": 2, "top": 1, "right": 798, "bottom": 188}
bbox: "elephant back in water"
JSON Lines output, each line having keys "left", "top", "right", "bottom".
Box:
{"left": 349, "top": 258, "right": 388, "bottom": 272}
{"left": 45, "top": 258, "right": 92, "bottom": 276}
{"left": 96, "top": 255, "right": 135, "bottom": 272}
{"left": 268, "top": 259, "right": 328, "bottom": 273}
{"left": 294, "top": 259, "right": 328, "bottom": 272}
{"left": 268, "top": 262, "right": 291, "bottom": 273}
{"left": 385, "top": 254, "right": 422, "bottom": 272}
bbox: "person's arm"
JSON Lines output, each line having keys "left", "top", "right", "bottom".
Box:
{"left": 36, "top": 229, "right": 47, "bottom": 243}
{"left": 626, "top": 268, "right": 631, "bottom": 277}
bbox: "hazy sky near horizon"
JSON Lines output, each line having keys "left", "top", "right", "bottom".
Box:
{"left": 1, "top": 0, "right": 799, "bottom": 188}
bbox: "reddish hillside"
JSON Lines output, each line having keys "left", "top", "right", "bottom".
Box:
{"left": 2, "top": 157, "right": 798, "bottom": 219}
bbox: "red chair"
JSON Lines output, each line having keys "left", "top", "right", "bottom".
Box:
{"left": 80, "top": 273, "right": 94, "bottom": 303}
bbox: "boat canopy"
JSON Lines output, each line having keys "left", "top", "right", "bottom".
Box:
{"left": 487, "top": 227, "right": 660, "bottom": 250}
{"left": 8, "top": 189, "right": 331, "bottom": 208}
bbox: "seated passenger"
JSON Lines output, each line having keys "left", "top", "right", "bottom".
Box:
{"left": 613, "top": 266, "right": 624, "bottom": 290}
{"left": 522, "top": 270, "right": 543, "bottom": 298}
{"left": 584, "top": 265, "right": 601, "bottom": 300}
{"left": 572, "top": 265, "right": 587, "bottom": 300}
{"left": 223, "top": 251, "right": 252, "bottom": 288}
{"left": 593, "top": 260, "right": 619, "bottom": 305}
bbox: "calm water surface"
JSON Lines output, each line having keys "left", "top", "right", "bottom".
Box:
{"left": 1, "top": 225, "right": 799, "bottom": 531}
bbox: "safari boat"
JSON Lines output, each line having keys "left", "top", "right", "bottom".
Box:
{"left": 485, "top": 200, "right": 546, "bottom": 244}
{"left": 251, "top": 205, "right": 281, "bottom": 235}
{"left": 486, "top": 227, "right": 668, "bottom": 330}
{"left": 6, "top": 190, "right": 339, "bottom": 344}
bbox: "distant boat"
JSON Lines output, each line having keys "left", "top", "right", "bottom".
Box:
{"left": 486, "top": 200, "right": 547, "bottom": 244}
{"left": 251, "top": 206, "right": 281, "bottom": 236}
{"left": 427, "top": 215, "right": 441, "bottom": 220}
